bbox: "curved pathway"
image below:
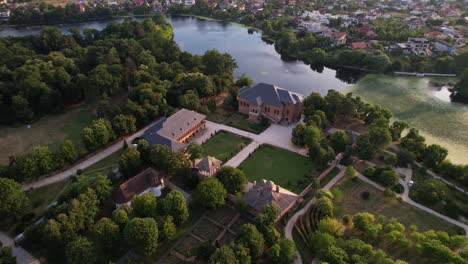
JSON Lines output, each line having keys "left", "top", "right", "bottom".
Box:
{"left": 284, "top": 167, "right": 346, "bottom": 264}
{"left": 394, "top": 167, "right": 468, "bottom": 235}
{"left": 23, "top": 118, "right": 164, "bottom": 191}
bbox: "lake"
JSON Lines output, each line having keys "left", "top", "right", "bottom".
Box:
{"left": 1, "top": 16, "right": 466, "bottom": 163}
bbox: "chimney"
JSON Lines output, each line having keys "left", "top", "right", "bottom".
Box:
{"left": 276, "top": 184, "right": 280, "bottom": 193}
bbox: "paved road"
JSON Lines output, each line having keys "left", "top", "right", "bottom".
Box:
{"left": 23, "top": 118, "right": 164, "bottom": 190}
{"left": 0, "top": 232, "right": 39, "bottom": 264}
{"left": 284, "top": 167, "right": 346, "bottom": 264}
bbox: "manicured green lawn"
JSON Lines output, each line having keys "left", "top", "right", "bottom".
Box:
{"left": 224, "top": 113, "right": 270, "bottom": 134}
{"left": 238, "top": 144, "right": 320, "bottom": 193}
{"left": 332, "top": 178, "right": 464, "bottom": 235}
{"left": 202, "top": 130, "right": 252, "bottom": 162}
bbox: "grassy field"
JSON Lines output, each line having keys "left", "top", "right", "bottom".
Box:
{"left": 27, "top": 179, "right": 71, "bottom": 218}
{"left": 81, "top": 148, "right": 124, "bottom": 176}
{"left": 202, "top": 130, "right": 252, "bottom": 162}
{"left": 0, "top": 105, "right": 95, "bottom": 165}
{"left": 332, "top": 178, "right": 464, "bottom": 235}
{"left": 224, "top": 113, "right": 270, "bottom": 134}
{"left": 348, "top": 74, "right": 468, "bottom": 164}
{"left": 238, "top": 144, "right": 320, "bottom": 193}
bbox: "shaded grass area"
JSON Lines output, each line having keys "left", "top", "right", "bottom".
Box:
{"left": 348, "top": 74, "right": 468, "bottom": 164}
{"left": 238, "top": 144, "right": 320, "bottom": 193}
{"left": 332, "top": 178, "right": 464, "bottom": 235}
{"left": 0, "top": 105, "right": 95, "bottom": 164}
{"left": 410, "top": 169, "right": 468, "bottom": 221}
{"left": 81, "top": 148, "right": 124, "bottom": 176}
{"left": 224, "top": 113, "right": 270, "bottom": 134}
{"left": 0, "top": 179, "right": 72, "bottom": 235}
{"left": 202, "top": 130, "right": 252, "bottom": 162}
{"left": 319, "top": 167, "right": 340, "bottom": 188}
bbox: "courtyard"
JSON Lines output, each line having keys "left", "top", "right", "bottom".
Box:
{"left": 201, "top": 130, "right": 252, "bottom": 162}
{"left": 238, "top": 144, "right": 320, "bottom": 194}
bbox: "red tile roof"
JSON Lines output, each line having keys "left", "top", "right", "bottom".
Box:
{"left": 351, "top": 41, "right": 367, "bottom": 49}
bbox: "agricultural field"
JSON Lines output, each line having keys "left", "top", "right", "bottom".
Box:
{"left": 332, "top": 178, "right": 463, "bottom": 234}
{"left": 238, "top": 144, "right": 322, "bottom": 193}
{"left": 201, "top": 130, "right": 252, "bottom": 162}
{"left": 0, "top": 105, "right": 94, "bottom": 165}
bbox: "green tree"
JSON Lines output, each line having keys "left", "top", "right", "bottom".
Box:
{"left": 112, "top": 114, "right": 137, "bottom": 137}
{"left": 330, "top": 131, "right": 349, "bottom": 153}
{"left": 195, "top": 177, "right": 227, "bottom": 209}
{"left": 209, "top": 245, "right": 237, "bottom": 264}
{"left": 422, "top": 144, "right": 448, "bottom": 168}
{"left": 344, "top": 165, "right": 357, "bottom": 180}
{"left": 131, "top": 193, "right": 157, "bottom": 218}
{"left": 60, "top": 139, "right": 78, "bottom": 164}
{"left": 161, "top": 191, "right": 189, "bottom": 224}
{"left": 278, "top": 239, "right": 296, "bottom": 264}
{"left": 0, "top": 178, "right": 29, "bottom": 218}
{"left": 124, "top": 218, "right": 159, "bottom": 256}
{"left": 216, "top": 166, "right": 247, "bottom": 194}
{"left": 318, "top": 217, "right": 344, "bottom": 237}
{"left": 186, "top": 142, "right": 204, "bottom": 160}
{"left": 83, "top": 118, "right": 115, "bottom": 151}
{"left": 304, "top": 125, "right": 322, "bottom": 148}
{"left": 197, "top": 241, "right": 217, "bottom": 262}
{"left": 390, "top": 120, "right": 408, "bottom": 141}
{"left": 291, "top": 122, "right": 306, "bottom": 146}
{"left": 452, "top": 68, "right": 468, "bottom": 101}
{"left": 112, "top": 208, "right": 129, "bottom": 228}
{"left": 159, "top": 215, "right": 176, "bottom": 241}
{"left": 316, "top": 197, "right": 334, "bottom": 218}
{"left": 92, "top": 217, "right": 120, "bottom": 258}
{"left": 11, "top": 95, "right": 33, "bottom": 122}
{"left": 0, "top": 243, "right": 15, "bottom": 264}
{"left": 65, "top": 236, "right": 97, "bottom": 264}
{"left": 236, "top": 74, "right": 253, "bottom": 87}
{"left": 119, "top": 146, "right": 143, "bottom": 177}
{"left": 237, "top": 223, "right": 265, "bottom": 258}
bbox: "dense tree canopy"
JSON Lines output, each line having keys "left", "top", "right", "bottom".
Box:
{"left": 0, "top": 178, "right": 29, "bottom": 218}
{"left": 124, "top": 217, "right": 159, "bottom": 256}
{"left": 195, "top": 177, "right": 227, "bottom": 208}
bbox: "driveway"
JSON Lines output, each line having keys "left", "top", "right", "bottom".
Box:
{"left": 0, "top": 232, "right": 39, "bottom": 264}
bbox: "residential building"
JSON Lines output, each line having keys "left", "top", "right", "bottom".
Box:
{"left": 113, "top": 168, "right": 165, "bottom": 208}
{"left": 237, "top": 83, "right": 304, "bottom": 124}
{"left": 192, "top": 156, "right": 222, "bottom": 180}
{"left": 351, "top": 41, "right": 367, "bottom": 49}
{"left": 243, "top": 180, "right": 299, "bottom": 220}
{"left": 407, "top": 37, "right": 432, "bottom": 56}
{"left": 143, "top": 108, "right": 206, "bottom": 152}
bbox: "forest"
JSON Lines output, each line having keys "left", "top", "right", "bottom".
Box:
{"left": 0, "top": 14, "right": 237, "bottom": 182}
